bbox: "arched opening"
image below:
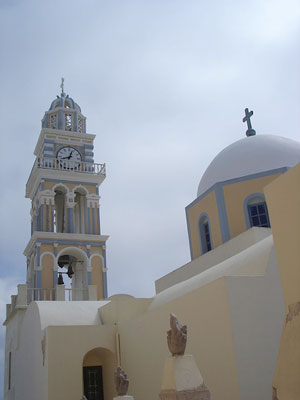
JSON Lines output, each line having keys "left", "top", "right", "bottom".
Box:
{"left": 74, "top": 187, "right": 88, "bottom": 234}
{"left": 54, "top": 186, "right": 68, "bottom": 233}
{"left": 64, "top": 113, "right": 73, "bottom": 131}
{"left": 199, "top": 214, "right": 212, "bottom": 254}
{"left": 82, "top": 348, "right": 116, "bottom": 400}
{"left": 245, "top": 194, "right": 271, "bottom": 229}
{"left": 57, "top": 247, "right": 89, "bottom": 300}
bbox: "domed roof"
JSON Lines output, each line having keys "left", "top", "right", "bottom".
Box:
{"left": 49, "top": 93, "right": 81, "bottom": 112}
{"left": 197, "top": 135, "right": 300, "bottom": 197}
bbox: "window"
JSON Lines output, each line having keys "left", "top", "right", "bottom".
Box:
{"left": 54, "top": 190, "right": 66, "bottom": 233}
{"left": 199, "top": 215, "right": 212, "bottom": 254}
{"left": 78, "top": 116, "right": 84, "bottom": 133}
{"left": 64, "top": 113, "right": 72, "bottom": 131}
{"left": 74, "top": 191, "right": 88, "bottom": 234}
{"left": 50, "top": 113, "right": 57, "bottom": 129}
{"left": 83, "top": 366, "right": 104, "bottom": 400}
{"left": 248, "top": 202, "right": 270, "bottom": 227}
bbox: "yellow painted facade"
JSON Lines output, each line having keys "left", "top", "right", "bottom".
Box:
{"left": 41, "top": 253, "right": 54, "bottom": 289}
{"left": 91, "top": 256, "right": 103, "bottom": 299}
{"left": 223, "top": 173, "right": 281, "bottom": 239}
{"left": 39, "top": 243, "right": 105, "bottom": 297}
{"left": 118, "top": 278, "right": 241, "bottom": 400}
{"left": 47, "top": 325, "right": 116, "bottom": 400}
{"left": 187, "top": 190, "right": 222, "bottom": 258}
{"left": 44, "top": 180, "right": 97, "bottom": 194}
{"left": 265, "top": 163, "right": 300, "bottom": 399}
{"left": 188, "top": 173, "right": 283, "bottom": 259}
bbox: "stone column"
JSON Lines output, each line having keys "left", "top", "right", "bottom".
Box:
{"left": 159, "top": 355, "right": 210, "bottom": 400}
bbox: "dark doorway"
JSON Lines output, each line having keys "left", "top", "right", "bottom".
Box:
{"left": 83, "top": 366, "right": 104, "bottom": 400}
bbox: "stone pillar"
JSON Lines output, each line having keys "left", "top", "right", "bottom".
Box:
{"left": 16, "top": 284, "right": 28, "bottom": 307}
{"left": 159, "top": 355, "right": 210, "bottom": 400}
{"left": 55, "top": 285, "right": 65, "bottom": 301}
{"left": 88, "top": 285, "right": 97, "bottom": 300}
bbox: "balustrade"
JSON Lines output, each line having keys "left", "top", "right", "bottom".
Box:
{"left": 26, "top": 287, "right": 89, "bottom": 304}
{"left": 36, "top": 157, "right": 106, "bottom": 175}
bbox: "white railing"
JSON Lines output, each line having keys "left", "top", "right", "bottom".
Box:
{"left": 26, "top": 287, "right": 89, "bottom": 304}
{"left": 27, "top": 288, "right": 56, "bottom": 303}
{"left": 5, "top": 285, "right": 97, "bottom": 321}
{"left": 65, "top": 288, "right": 89, "bottom": 301}
{"left": 35, "top": 157, "right": 106, "bottom": 175}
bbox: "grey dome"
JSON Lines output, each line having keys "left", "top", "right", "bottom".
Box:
{"left": 49, "top": 93, "right": 81, "bottom": 112}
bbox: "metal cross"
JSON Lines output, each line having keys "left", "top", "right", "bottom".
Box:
{"left": 243, "top": 108, "right": 256, "bottom": 137}
{"left": 60, "top": 77, "right": 65, "bottom": 96}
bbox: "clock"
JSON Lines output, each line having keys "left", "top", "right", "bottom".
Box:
{"left": 56, "top": 146, "right": 82, "bottom": 169}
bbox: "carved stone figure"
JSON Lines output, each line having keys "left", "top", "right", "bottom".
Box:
{"left": 115, "top": 366, "right": 129, "bottom": 396}
{"left": 272, "top": 386, "right": 279, "bottom": 400}
{"left": 167, "top": 313, "right": 187, "bottom": 356}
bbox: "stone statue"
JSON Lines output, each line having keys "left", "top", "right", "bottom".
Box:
{"left": 115, "top": 366, "right": 129, "bottom": 396}
{"left": 159, "top": 313, "right": 211, "bottom": 399}
{"left": 167, "top": 313, "right": 187, "bottom": 356}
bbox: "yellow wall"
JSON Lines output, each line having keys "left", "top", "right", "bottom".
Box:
{"left": 39, "top": 244, "right": 104, "bottom": 297}
{"left": 95, "top": 207, "right": 99, "bottom": 234}
{"left": 118, "top": 278, "right": 240, "bottom": 400}
{"left": 223, "top": 174, "right": 281, "bottom": 239}
{"left": 44, "top": 181, "right": 97, "bottom": 194}
{"left": 187, "top": 190, "right": 222, "bottom": 259}
{"left": 264, "top": 163, "right": 300, "bottom": 399}
{"left": 47, "top": 325, "right": 116, "bottom": 400}
{"left": 41, "top": 253, "right": 54, "bottom": 290}
{"left": 91, "top": 256, "right": 104, "bottom": 300}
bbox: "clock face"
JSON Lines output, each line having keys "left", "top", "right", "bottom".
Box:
{"left": 56, "top": 146, "right": 82, "bottom": 169}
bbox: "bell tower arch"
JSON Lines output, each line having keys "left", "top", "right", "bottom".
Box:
{"left": 24, "top": 84, "right": 109, "bottom": 299}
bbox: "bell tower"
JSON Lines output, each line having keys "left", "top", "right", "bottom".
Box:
{"left": 24, "top": 83, "right": 108, "bottom": 300}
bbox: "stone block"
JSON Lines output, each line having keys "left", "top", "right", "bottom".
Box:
{"left": 113, "top": 396, "right": 135, "bottom": 400}
{"left": 159, "top": 355, "right": 210, "bottom": 400}
{"left": 159, "top": 384, "right": 210, "bottom": 400}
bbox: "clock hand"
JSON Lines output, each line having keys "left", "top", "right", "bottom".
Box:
{"left": 67, "top": 151, "right": 73, "bottom": 160}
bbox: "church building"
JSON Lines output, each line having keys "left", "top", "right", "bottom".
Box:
{"left": 3, "top": 88, "right": 300, "bottom": 400}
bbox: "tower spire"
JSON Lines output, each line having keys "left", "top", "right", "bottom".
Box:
{"left": 60, "top": 77, "right": 65, "bottom": 97}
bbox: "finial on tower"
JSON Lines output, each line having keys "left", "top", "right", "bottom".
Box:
{"left": 243, "top": 108, "right": 256, "bottom": 137}
{"left": 60, "top": 77, "right": 65, "bottom": 97}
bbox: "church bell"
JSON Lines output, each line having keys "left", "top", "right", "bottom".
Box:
{"left": 57, "top": 272, "right": 64, "bottom": 285}
{"left": 67, "top": 265, "right": 74, "bottom": 278}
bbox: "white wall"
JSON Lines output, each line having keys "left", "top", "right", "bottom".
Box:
{"left": 226, "top": 247, "right": 285, "bottom": 400}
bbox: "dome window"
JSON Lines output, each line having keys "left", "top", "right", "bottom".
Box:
{"left": 64, "top": 113, "right": 73, "bottom": 131}
{"left": 245, "top": 194, "right": 271, "bottom": 228}
{"left": 78, "top": 116, "right": 84, "bottom": 133}
{"left": 199, "top": 214, "right": 212, "bottom": 254}
{"left": 50, "top": 113, "right": 57, "bottom": 129}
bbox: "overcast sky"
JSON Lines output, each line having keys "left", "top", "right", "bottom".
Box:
{"left": 0, "top": 0, "right": 299, "bottom": 396}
